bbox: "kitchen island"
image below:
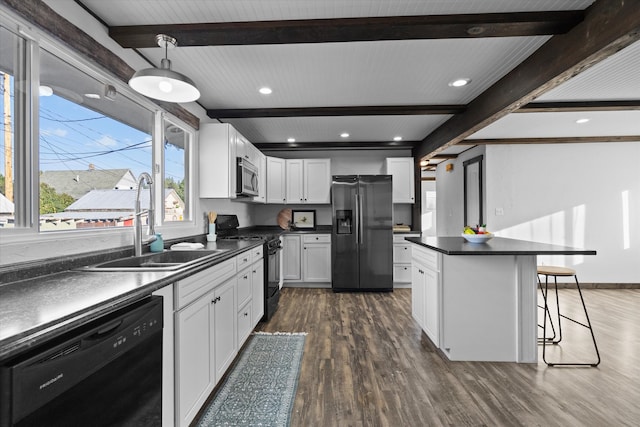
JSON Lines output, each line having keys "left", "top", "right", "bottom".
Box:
{"left": 405, "top": 236, "right": 596, "bottom": 363}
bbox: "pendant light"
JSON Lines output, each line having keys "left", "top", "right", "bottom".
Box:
{"left": 129, "top": 34, "right": 200, "bottom": 103}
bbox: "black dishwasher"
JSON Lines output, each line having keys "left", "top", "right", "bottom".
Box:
{"left": 0, "top": 296, "right": 163, "bottom": 427}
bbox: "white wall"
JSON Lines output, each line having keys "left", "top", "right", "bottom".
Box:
{"left": 436, "top": 142, "right": 640, "bottom": 283}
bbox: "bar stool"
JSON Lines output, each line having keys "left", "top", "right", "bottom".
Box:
{"left": 537, "top": 266, "right": 601, "bottom": 367}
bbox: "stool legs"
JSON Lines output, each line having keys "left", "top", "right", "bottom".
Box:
{"left": 541, "top": 274, "right": 601, "bottom": 367}
{"left": 537, "top": 275, "right": 558, "bottom": 342}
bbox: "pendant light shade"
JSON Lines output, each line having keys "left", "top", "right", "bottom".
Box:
{"left": 129, "top": 34, "right": 200, "bottom": 103}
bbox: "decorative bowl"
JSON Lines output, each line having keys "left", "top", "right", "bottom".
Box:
{"left": 461, "top": 233, "right": 493, "bottom": 243}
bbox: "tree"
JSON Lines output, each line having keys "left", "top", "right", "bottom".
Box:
{"left": 40, "top": 182, "right": 75, "bottom": 214}
{"left": 0, "top": 173, "right": 4, "bottom": 196}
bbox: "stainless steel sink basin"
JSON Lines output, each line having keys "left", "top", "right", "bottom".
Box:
{"left": 80, "top": 250, "right": 228, "bottom": 272}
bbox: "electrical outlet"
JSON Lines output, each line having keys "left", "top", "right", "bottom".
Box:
{"left": 495, "top": 207, "right": 504, "bottom": 216}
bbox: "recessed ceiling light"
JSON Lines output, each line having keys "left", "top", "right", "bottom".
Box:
{"left": 340, "top": 133, "right": 350, "bottom": 138}
{"left": 448, "top": 78, "right": 471, "bottom": 87}
{"left": 420, "top": 160, "right": 428, "bottom": 167}
{"left": 393, "top": 136, "right": 402, "bottom": 141}
{"left": 84, "top": 93, "right": 101, "bottom": 99}
{"left": 259, "top": 87, "right": 272, "bottom": 95}
{"left": 39, "top": 85, "right": 53, "bottom": 96}
{"left": 287, "top": 137, "right": 296, "bottom": 143}
{"left": 576, "top": 118, "right": 590, "bottom": 124}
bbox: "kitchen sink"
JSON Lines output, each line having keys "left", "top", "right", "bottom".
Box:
{"left": 79, "top": 249, "right": 228, "bottom": 272}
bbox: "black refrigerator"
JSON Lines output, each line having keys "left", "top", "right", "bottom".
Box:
{"left": 331, "top": 175, "right": 393, "bottom": 292}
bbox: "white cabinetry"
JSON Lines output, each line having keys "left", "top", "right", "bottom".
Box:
{"left": 152, "top": 285, "right": 174, "bottom": 427}
{"left": 199, "top": 123, "right": 265, "bottom": 202}
{"left": 411, "top": 244, "right": 440, "bottom": 346}
{"left": 174, "top": 245, "right": 264, "bottom": 427}
{"left": 266, "top": 156, "right": 287, "bottom": 204}
{"left": 393, "top": 233, "right": 420, "bottom": 286}
{"left": 385, "top": 157, "right": 415, "bottom": 203}
{"left": 302, "top": 234, "right": 332, "bottom": 282}
{"left": 283, "top": 233, "right": 331, "bottom": 285}
{"left": 282, "top": 234, "right": 301, "bottom": 281}
{"left": 267, "top": 158, "right": 331, "bottom": 204}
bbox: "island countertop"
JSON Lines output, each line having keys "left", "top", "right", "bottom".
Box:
{"left": 405, "top": 236, "right": 596, "bottom": 256}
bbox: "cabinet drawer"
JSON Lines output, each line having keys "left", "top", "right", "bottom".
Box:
{"left": 176, "top": 258, "right": 237, "bottom": 309}
{"left": 302, "top": 234, "right": 331, "bottom": 243}
{"left": 237, "top": 301, "right": 252, "bottom": 346}
{"left": 411, "top": 244, "right": 439, "bottom": 272}
{"left": 393, "top": 264, "right": 412, "bottom": 283}
{"left": 236, "top": 251, "right": 252, "bottom": 271}
{"left": 251, "top": 245, "right": 264, "bottom": 262}
{"left": 393, "top": 243, "right": 412, "bottom": 263}
{"left": 237, "top": 268, "right": 252, "bottom": 307}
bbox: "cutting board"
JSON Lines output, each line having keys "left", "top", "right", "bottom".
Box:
{"left": 277, "top": 208, "right": 292, "bottom": 229}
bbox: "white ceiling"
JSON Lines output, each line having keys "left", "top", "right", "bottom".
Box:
{"left": 59, "top": 0, "right": 639, "bottom": 162}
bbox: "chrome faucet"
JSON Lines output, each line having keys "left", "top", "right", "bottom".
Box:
{"left": 134, "top": 172, "right": 156, "bottom": 256}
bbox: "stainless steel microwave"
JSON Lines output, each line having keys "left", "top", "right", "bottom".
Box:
{"left": 236, "top": 157, "right": 259, "bottom": 197}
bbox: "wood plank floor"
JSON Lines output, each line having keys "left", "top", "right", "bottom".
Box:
{"left": 256, "top": 288, "right": 640, "bottom": 426}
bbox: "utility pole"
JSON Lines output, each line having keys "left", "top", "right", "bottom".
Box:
{"left": 2, "top": 72, "right": 13, "bottom": 202}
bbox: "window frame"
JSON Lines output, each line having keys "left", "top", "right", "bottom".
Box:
{"left": 0, "top": 16, "right": 197, "bottom": 246}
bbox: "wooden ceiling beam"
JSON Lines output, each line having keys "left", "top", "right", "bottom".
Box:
{"left": 254, "top": 141, "right": 417, "bottom": 151}
{"left": 109, "top": 11, "right": 584, "bottom": 48}
{"left": 413, "top": 0, "right": 640, "bottom": 160}
{"left": 207, "top": 105, "right": 463, "bottom": 119}
{"left": 460, "top": 136, "right": 640, "bottom": 145}
{"left": 517, "top": 100, "right": 640, "bottom": 113}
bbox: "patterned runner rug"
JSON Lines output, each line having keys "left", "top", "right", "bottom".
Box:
{"left": 196, "top": 332, "right": 306, "bottom": 427}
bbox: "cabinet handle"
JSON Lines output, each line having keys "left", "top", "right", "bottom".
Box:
{"left": 212, "top": 296, "right": 221, "bottom": 304}
{"left": 244, "top": 312, "right": 249, "bottom": 317}
{"left": 315, "top": 237, "right": 319, "bottom": 240}
{"left": 404, "top": 247, "right": 408, "bottom": 250}
{"left": 253, "top": 269, "right": 257, "bottom": 273}
{"left": 243, "top": 275, "right": 248, "bottom": 279}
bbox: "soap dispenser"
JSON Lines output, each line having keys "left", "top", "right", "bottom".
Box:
{"left": 150, "top": 233, "right": 164, "bottom": 252}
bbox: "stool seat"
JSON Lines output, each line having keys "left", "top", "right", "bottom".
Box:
{"left": 537, "top": 265, "right": 576, "bottom": 276}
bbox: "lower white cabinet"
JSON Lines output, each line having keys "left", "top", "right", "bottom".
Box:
{"left": 393, "top": 233, "right": 420, "bottom": 286}
{"left": 302, "top": 234, "right": 331, "bottom": 282}
{"left": 411, "top": 244, "right": 440, "bottom": 346}
{"left": 174, "top": 244, "right": 264, "bottom": 427}
{"left": 283, "top": 233, "right": 331, "bottom": 285}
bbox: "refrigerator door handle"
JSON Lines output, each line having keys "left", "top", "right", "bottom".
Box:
{"left": 358, "top": 193, "right": 364, "bottom": 245}
{"left": 354, "top": 193, "right": 360, "bottom": 243}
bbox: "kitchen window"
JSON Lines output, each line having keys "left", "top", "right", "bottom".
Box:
{"left": 0, "top": 17, "right": 194, "bottom": 236}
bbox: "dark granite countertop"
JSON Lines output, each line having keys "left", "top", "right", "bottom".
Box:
{"left": 0, "top": 239, "right": 262, "bottom": 360}
{"left": 236, "top": 225, "right": 332, "bottom": 235}
{"left": 406, "top": 236, "right": 597, "bottom": 256}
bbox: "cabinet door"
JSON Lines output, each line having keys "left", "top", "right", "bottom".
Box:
{"left": 286, "top": 159, "right": 304, "bottom": 204}
{"left": 282, "top": 234, "right": 301, "bottom": 281}
{"left": 386, "top": 157, "right": 415, "bottom": 203}
{"left": 199, "top": 123, "right": 236, "bottom": 199}
{"left": 237, "top": 301, "right": 252, "bottom": 346}
{"left": 253, "top": 153, "right": 267, "bottom": 204}
{"left": 303, "top": 158, "right": 331, "bottom": 204}
{"left": 302, "top": 243, "right": 331, "bottom": 282}
{"left": 176, "top": 294, "right": 214, "bottom": 426}
{"left": 252, "top": 261, "right": 264, "bottom": 324}
{"left": 213, "top": 279, "right": 237, "bottom": 382}
{"left": 411, "top": 264, "right": 425, "bottom": 329}
{"left": 423, "top": 267, "right": 440, "bottom": 346}
{"left": 266, "top": 156, "right": 286, "bottom": 204}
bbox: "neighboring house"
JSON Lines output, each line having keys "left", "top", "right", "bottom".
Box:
{"left": 41, "top": 188, "right": 185, "bottom": 230}
{"left": 0, "top": 193, "right": 14, "bottom": 227}
{"left": 39, "top": 166, "right": 137, "bottom": 200}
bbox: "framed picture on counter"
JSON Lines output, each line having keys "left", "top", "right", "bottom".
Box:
{"left": 291, "top": 210, "right": 316, "bottom": 230}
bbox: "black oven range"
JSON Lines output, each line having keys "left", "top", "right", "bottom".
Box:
{"left": 215, "top": 215, "right": 282, "bottom": 321}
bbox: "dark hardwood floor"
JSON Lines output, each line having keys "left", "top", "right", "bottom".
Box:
{"left": 256, "top": 288, "right": 640, "bottom": 426}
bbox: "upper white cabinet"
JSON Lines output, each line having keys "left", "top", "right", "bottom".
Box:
{"left": 303, "top": 159, "right": 332, "bottom": 204}
{"left": 385, "top": 157, "right": 415, "bottom": 204}
{"left": 199, "top": 123, "right": 238, "bottom": 198}
{"left": 266, "top": 156, "right": 286, "bottom": 204}
{"left": 199, "top": 123, "right": 265, "bottom": 202}
{"left": 281, "top": 158, "right": 331, "bottom": 204}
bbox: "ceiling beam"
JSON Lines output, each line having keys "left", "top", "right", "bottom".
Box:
{"left": 414, "top": 0, "right": 640, "bottom": 160}
{"left": 460, "top": 136, "right": 640, "bottom": 145}
{"left": 254, "top": 141, "right": 417, "bottom": 151}
{"left": 517, "top": 100, "right": 640, "bottom": 113}
{"left": 109, "top": 11, "right": 584, "bottom": 48}
{"left": 207, "top": 105, "right": 464, "bottom": 119}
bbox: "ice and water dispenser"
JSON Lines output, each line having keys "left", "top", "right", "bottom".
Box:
{"left": 336, "top": 210, "right": 353, "bottom": 234}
